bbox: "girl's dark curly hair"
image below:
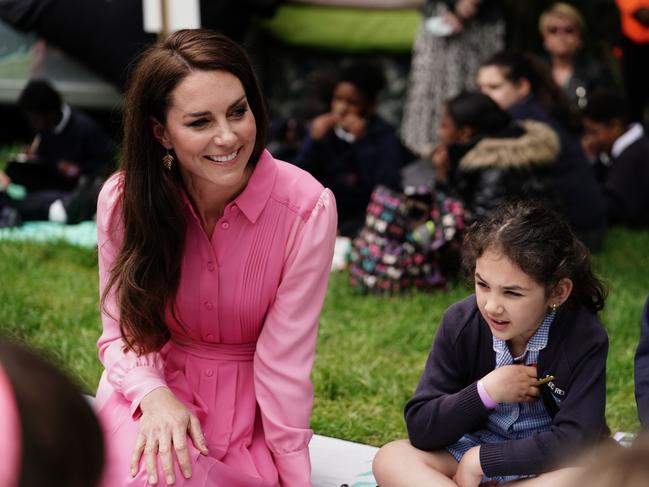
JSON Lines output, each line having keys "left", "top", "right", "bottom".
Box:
{"left": 462, "top": 201, "right": 607, "bottom": 313}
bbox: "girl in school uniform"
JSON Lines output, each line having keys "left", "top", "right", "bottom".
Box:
{"left": 373, "top": 201, "right": 610, "bottom": 486}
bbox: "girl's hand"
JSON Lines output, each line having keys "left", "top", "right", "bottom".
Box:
{"left": 339, "top": 113, "right": 366, "bottom": 139}
{"left": 482, "top": 365, "right": 539, "bottom": 404}
{"left": 453, "top": 446, "right": 484, "bottom": 487}
{"left": 431, "top": 145, "right": 450, "bottom": 183}
{"left": 455, "top": 0, "right": 479, "bottom": 20}
{"left": 310, "top": 113, "right": 338, "bottom": 140}
{"left": 56, "top": 160, "right": 81, "bottom": 179}
{"left": 442, "top": 12, "right": 464, "bottom": 35}
{"left": 132, "top": 387, "right": 208, "bottom": 485}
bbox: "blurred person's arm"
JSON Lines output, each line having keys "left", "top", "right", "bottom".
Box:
{"left": 432, "top": 145, "right": 450, "bottom": 184}
{"left": 635, "top": 297, "right": 649, "bottom": 428}
{"left": 56, "top": 160, "right": 82, "bottom": 179}
{"left": 0, "top": 171, "right": 10, "bottom": 190}
{"left": 309, "top": 112, "right": 338, "bottom": 140}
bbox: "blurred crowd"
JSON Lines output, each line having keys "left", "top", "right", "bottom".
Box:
{"left": 1, "top": 1, "right": 648, "bottom": 245}
{"left": 277, "top": 1, "right": 649, "bottom": 246}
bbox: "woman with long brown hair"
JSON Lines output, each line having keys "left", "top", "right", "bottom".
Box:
{"left": 95, "top": 29, "right": 337, "bottom": 486}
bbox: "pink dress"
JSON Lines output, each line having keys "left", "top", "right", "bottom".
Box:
{"left": 95, "top": 151, "right": 337, "bottom": 487}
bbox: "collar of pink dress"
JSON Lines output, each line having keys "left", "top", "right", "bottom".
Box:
{"left": 179, "top": 149, "right": 278, "bottom": 224}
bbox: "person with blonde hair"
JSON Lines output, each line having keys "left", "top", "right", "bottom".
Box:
{"left": 539, "top": 2, "right": 612, "bottom": 108}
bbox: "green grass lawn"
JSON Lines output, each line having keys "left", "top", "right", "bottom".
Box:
{"left": 0, "top": 227, "right": 648, "bottom": 446}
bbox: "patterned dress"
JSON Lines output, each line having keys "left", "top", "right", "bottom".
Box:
{"left": 400, "top": 1, "right": 504, "bottom": 155}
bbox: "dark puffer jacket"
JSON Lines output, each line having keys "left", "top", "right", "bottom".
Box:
{"left": 445, "top": 120, "right": 560, "bottom": 220}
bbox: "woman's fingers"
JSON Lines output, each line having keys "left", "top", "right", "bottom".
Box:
{"left": 172, "top": 426, "right": 192, "bottom": 480}
{"left": 131, "top": 432, "right": 147, "bottom": 477}
{"left": 132, "top": 389, "right": 206, "bottom": 484}
{"left": 188, "top": 414, "right": 209, "bottom": 455}
{"left": 158, "top": 436, "right": 176, "bottom": 485}
{"left": 144, "top": 437, "right": 160, "bottom": 485}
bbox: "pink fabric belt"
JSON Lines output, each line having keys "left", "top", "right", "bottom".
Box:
{"left": 170, "top": 337, "right": 256, "bottom": 361}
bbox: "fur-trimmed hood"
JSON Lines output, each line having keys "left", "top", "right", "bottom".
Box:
{"left": 459, "top": 120, "right": 560, "bottom": 170}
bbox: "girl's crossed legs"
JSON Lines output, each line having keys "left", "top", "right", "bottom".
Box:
{"left": 373, "top": 439, "right": 581, "bottom": 487}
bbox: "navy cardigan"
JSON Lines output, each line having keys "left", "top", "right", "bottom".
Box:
{"left": 405, "top": 295, "right": 610, "bottom": 478}
{"left": 634, "top": 296, "right": 649, "bottom": 426}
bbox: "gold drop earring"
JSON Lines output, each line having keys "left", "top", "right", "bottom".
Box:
{"left": 162, "top": 150, "right": 174, "bottom": 171}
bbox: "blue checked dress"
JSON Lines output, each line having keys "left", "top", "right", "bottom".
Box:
{"left": 446, "top": 311, "right": 556, "bottom": 484}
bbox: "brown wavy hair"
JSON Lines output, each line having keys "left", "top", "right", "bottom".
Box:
{"left": 102, "top": 29, "right": 269, "bottom": 354}
{"left": 462, "top": 201, "right": 607, "bottom": 314}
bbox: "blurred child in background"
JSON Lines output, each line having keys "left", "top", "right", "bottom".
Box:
{"left": 295, "top": 62, "right": 404, "bottom": 236}
{"left": 0, "top": 79, "right": 114, "bottom": 226}
{"left": 477, "top": 52, "right": 607, "bottom": 250}
{"left": 582, "top": 90, "right": 649, "bottom": 228}
{"left": 433, "top": 91, "right": 559, "bottom": 222}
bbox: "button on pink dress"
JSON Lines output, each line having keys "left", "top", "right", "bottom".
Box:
{"left": 95, "top": 151, "right": 337, "bottom": 486}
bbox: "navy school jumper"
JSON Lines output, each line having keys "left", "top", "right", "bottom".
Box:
{"left": 405, "top": 295, "right": 610, "bottom": 478}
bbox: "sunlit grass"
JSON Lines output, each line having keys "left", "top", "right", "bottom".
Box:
{"left": 0, "top": 226, "right": 647, "bottom": 445}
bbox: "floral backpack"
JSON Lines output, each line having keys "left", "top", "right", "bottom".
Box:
{"left": 348, "top": 185, "right": 466, "bottom": 293}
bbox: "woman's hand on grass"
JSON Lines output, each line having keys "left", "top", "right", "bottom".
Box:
{"left": 131, "top": 387, "right": 208, "bottom": 485}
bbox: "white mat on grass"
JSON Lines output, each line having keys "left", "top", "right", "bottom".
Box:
{"left": 310, "top": 434, "right": 378, "bottom": 486}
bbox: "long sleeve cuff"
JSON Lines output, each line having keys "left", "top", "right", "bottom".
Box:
{"left": 273, "top": 447, "right": 312, "bottom": 487}
{"left": 477, "top": 380, "right": 498, "bottom": 409}
{"left": 479, "top": 442, "right": 507, "bottom": 477}
{"left": 459, "top": 381, "right": 491, "bottom": 416}
{"left": 121, "top": 366, "right": 168, "bottom": 417}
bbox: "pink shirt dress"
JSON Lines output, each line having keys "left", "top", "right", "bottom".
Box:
{"left": 95, "top": 151, "right": 337, "bottom": 486}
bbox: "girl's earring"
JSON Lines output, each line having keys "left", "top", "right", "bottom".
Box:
{"left": 551, "top": 303, "right": 558, "bottom": 311}
{"left": 162, "top": 150, "right": 174, "bottom": 171}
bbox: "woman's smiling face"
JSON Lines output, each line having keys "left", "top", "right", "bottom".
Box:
{"left": 153, "top": 69, "right": 257, "bottom": 198}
